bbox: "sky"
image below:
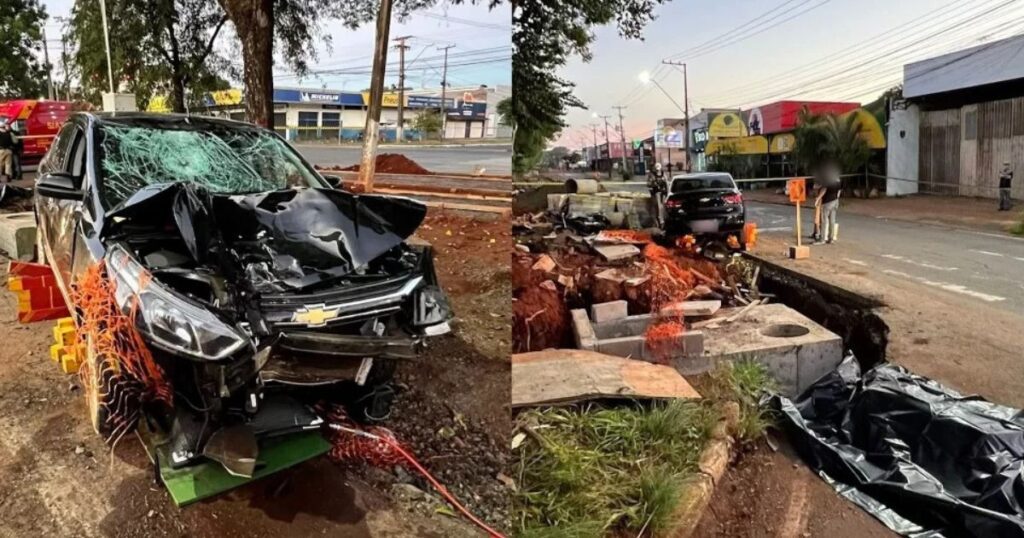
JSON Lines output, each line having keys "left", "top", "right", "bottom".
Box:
{"left": 555, "top": 0, "right": 1024, "bottom": 149}
{"left": 39, "top": 0, "right": 511, "bottom": 93}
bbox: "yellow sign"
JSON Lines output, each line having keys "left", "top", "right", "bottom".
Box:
{"left": 706, "top": 135, "right": 768, "bottom": 156}
{"left": 209, "top": 89, "right": 243, "bottom": 106}
{"left": 769, "top": 133, "right": 796, "bottom": 154}
{"left": 840, "top": 108, "right": 886, "bottom": 149}
{"left": 291, "top": 305, "right": 339, "bottom": 327}
{"left": 361, "top": 91, "right": 406, "bottom": 108}
{"left": 146, "top": 95, "right": 171, "bottom": 113}
{"left": 707, "top": 112, "right": 748, "bottom": 138}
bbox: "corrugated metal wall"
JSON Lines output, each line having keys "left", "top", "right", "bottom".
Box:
{"left": 919, "top": 108, "right": 960, "bottom": 195}
{"left": 922, "top": 96, "right": 1024, "bottom": 198}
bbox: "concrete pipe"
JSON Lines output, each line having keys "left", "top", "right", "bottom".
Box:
{"left": 566, "top": 178, "right": 600, "bottom": 194}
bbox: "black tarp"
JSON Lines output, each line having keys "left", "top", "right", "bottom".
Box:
{"left": 775, "top": 357, "right": 1024, "bottom": 537}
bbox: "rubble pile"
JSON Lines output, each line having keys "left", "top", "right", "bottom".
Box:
{"left": 336, "top": 153, "right": 432, "bottom": 174}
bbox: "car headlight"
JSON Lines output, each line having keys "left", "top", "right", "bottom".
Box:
{"left": 106, "top": 244, "right": 248, "bottom": 360}
{"left": 412, "top": 285, "right": 452, "bottom": 327}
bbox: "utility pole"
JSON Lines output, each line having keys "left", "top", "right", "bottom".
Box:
{"left": 99, "top": 0, "right": 115, "bottom": 94}
{"left": 613, "top": 105, "right": 629, "bottom": 176}
{"left": 393, "top": 35, "right": 411, "bottom": 144}
{"left": 437, "top": 44, "right": 455, "bottom": 141}
{"left": 599, "top": 114, "right": 612, "bottom": 179}
{"left": 40, "top": 26, "right": 54, "bottom": 100}
{"left": 662, "top": 60, "right": 690, "bottom": 171}
{"left": 589, "top": 123, "right": 599, "bottom": 169}
{"left": 358, "top": 0, "right": 394, "bottom": 192}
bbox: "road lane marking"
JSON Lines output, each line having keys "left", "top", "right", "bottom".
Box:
{"left": 757, "top": 226, "right": 793, "bottom": 232}
{"left": 880, "top": 254, "right": 958, "bottom": 271}
{"left": 844, "top": 258, "right": 868, "bottom": 266}
{"left": 882, "top": 269, "right": 1006, "bottom": 302}
{"left": 971, "top": 249, "right": 1004, "bottom": 257}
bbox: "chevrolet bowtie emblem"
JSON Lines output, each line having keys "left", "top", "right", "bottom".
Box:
{"left": 292, "top": 305, "right": 340, "bottom": 327}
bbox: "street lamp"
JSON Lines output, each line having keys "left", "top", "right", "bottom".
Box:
{"left": 638, "top": 71, "right": 685, "bottom": 115}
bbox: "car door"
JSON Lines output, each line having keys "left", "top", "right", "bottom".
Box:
{"left": 36, "top": 121, "right": 88, "bottom": 296}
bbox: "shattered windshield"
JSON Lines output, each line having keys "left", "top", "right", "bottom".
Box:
{"left": 96, "top": 121, "right": 323, "bottom": 209}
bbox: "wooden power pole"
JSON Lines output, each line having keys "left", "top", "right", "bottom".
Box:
{"left": 393, "top": 35, "right": 411, "bottom": 144}
{"left": 662, "top": 60, "right": 690, "bottom": 171}
{"left": 613, "top": 105, "right": 629, "bottom": 175}
{"left": 358, "top": 0, "right": 394, "bottom": 191}
{"left": 437, "top": 44, "right": 455, "bottom": 141}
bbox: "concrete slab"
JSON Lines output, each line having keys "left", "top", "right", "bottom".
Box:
{"left": 0, "top": 212, "right": 36, "bottom": 261}
{"left": 590, "top": 300, "right": 628, "bottom": 323}
{"left": 702, "top": 303, "right": 842, "bottom": 397}
{"left": 593, "top": 243, "right": 641, "bottom": 262}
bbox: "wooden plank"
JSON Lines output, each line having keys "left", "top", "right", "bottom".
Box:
{"left": 511, "top": 349, "right": 701, "bottom": 408}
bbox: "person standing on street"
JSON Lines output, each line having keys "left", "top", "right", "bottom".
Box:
{"left": 648, "top": 162, "right": 668, "bottom": 227}
{"left": 0, "top": 124, "right": 16, "bottom": 182}
{"left": 999, "top": 161, "right": 1013, "bottom": 211}
{"left": 816, "top": 163, "right": 842, "bottom": 244}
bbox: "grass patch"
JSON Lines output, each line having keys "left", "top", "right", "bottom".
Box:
{"left": 1010, "top": 213, "right": 1024, "bottom": 236}
{"left": 692, "top": 359, "right": 776, "bottom": 442}
{"left": 514, "top": 400, "right": 718, "bottom": 536}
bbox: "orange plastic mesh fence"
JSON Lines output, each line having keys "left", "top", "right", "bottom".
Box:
{"left": 71, "top": 261, "right": 173, "bottom": 442}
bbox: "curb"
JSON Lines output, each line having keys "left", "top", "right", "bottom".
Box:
{"left": 669, "top": 402, "right": 740, "bottom": 538}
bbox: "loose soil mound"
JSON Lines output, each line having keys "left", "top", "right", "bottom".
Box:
{"left": 338, "top": 153, "right": 432, "bottom": 175}
{"left": 513, "top": 284, "right": 570, "bottom": 353}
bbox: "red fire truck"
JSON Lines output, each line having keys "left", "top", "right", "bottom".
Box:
{"left": 0, "top": 100, "right": 76, "bottom": 166}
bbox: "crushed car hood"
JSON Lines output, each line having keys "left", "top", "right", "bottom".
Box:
{"left": 102, "top": 182, "right": 428, "bottom": 290}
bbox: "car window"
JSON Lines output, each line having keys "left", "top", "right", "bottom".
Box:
{"left": 67, "top": 128, "right": 87, "bottom": 182}
{"left": 671, "top": 174, "right": 736, "bottom": 193}
{"left": 95, "top": 122, "right": 324, "bottom": 209}
{"left": 45, "top": 122, "right": 77, "bottom": 172}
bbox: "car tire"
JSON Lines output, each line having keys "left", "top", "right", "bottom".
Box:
{"left": 83, "top": 335, "right": 125, "bottom": 442}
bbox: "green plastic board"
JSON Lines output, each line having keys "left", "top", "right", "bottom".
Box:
{"left": 157, "top": 432, "right": 332, "bottom": 507}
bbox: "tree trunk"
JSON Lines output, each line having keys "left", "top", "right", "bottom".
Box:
{"left": 219, "top": 0, "right": 274, "bottom": 128}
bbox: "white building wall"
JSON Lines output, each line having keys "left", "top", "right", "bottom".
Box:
{"left": 886, "top": 102, "right": 920, "bottom": 196}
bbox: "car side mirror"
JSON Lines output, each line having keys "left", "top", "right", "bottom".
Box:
{"left": 322, "top": 174, "right": 343, "bottom": 189}
{"left": 36, "top": 172, "right": 83, "bottom": 200}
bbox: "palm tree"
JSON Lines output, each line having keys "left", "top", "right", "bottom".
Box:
{"left": 793, "top": 107, "right": 870, "bottom": 176}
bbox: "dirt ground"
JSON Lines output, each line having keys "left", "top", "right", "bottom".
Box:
{"left": 693, "top": 439, "right": 890, "bottom": 538}
{"left": 744, "top": 188, "right": 1023, "bottom": 234}
{"left": 0, "top": 210, "right": 511, "bottom": 537}
{"left": 695, "top": 232, "right": 1024, "bottom": 537}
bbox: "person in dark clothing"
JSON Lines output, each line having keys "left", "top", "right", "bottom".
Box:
{"left": 10, "top": 122, "right": 23, "bottom": 180}
{"left": 648, "top": 162, "right": 668, "bottom": 226}
{"left": 999, "top": 161, "right": 1013, "bottom": 211}
{"left": 0, "top": 124, "right": 16, "bottom": 182}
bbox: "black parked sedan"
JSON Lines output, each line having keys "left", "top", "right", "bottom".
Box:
{"left": 34, "top": 112, "right": 452, "bottom": 471}
{"left": 661, "top": 172, "right": 746, "bottom": 245}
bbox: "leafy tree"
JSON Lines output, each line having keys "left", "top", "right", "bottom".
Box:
{"left": 68, "top": 0, "right": 231, "bottom": 112}
{"left": 0, "top": 0, "right": 49, "bottom": 99}
{"left": 512, "top": 0, "right": 665, "bottom": 176}
{"left": 218, "top": 0, "right": 464, "bottom": 128}
{"left": 497, "top": 95, "right": 514, "bottom": 137}
{"left": 793, "top": 108, "right": 870, "bottom": 176}
{"left": 413, "top": 108, "right": 443, "bottom": 139}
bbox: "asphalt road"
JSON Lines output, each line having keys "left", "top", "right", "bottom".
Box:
{"left": 748, "top": 202, "right": 1024, "bottom": 316}
{"left": 293, "top": 144, "right": 512, "bottom": 175}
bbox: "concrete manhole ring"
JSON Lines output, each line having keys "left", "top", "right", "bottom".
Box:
{"left": 760, "top": 323, "right": 810, "bottom": 338}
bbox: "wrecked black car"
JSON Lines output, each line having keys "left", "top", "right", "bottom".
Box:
{"left": 34, "top": 113, "right": 451, "bottom": 475}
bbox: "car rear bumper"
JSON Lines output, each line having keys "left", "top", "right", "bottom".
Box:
{"left": 664, "top": 213, "right": 746, "bottom": 236}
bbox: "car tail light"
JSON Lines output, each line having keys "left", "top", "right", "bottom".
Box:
{"left": 665, "top": 199, "right": 682, "bottom": 208}
{"left": 723, "top": 192, "right": 743, "bottom": 205}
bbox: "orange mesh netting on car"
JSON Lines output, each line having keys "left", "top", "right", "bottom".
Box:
{"left": 71, "top": 261, "right": 173, "bottom": 443}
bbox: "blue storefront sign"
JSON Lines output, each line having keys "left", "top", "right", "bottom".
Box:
{"left": 271, "top": 88, "right": 365, "bottom": 106}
